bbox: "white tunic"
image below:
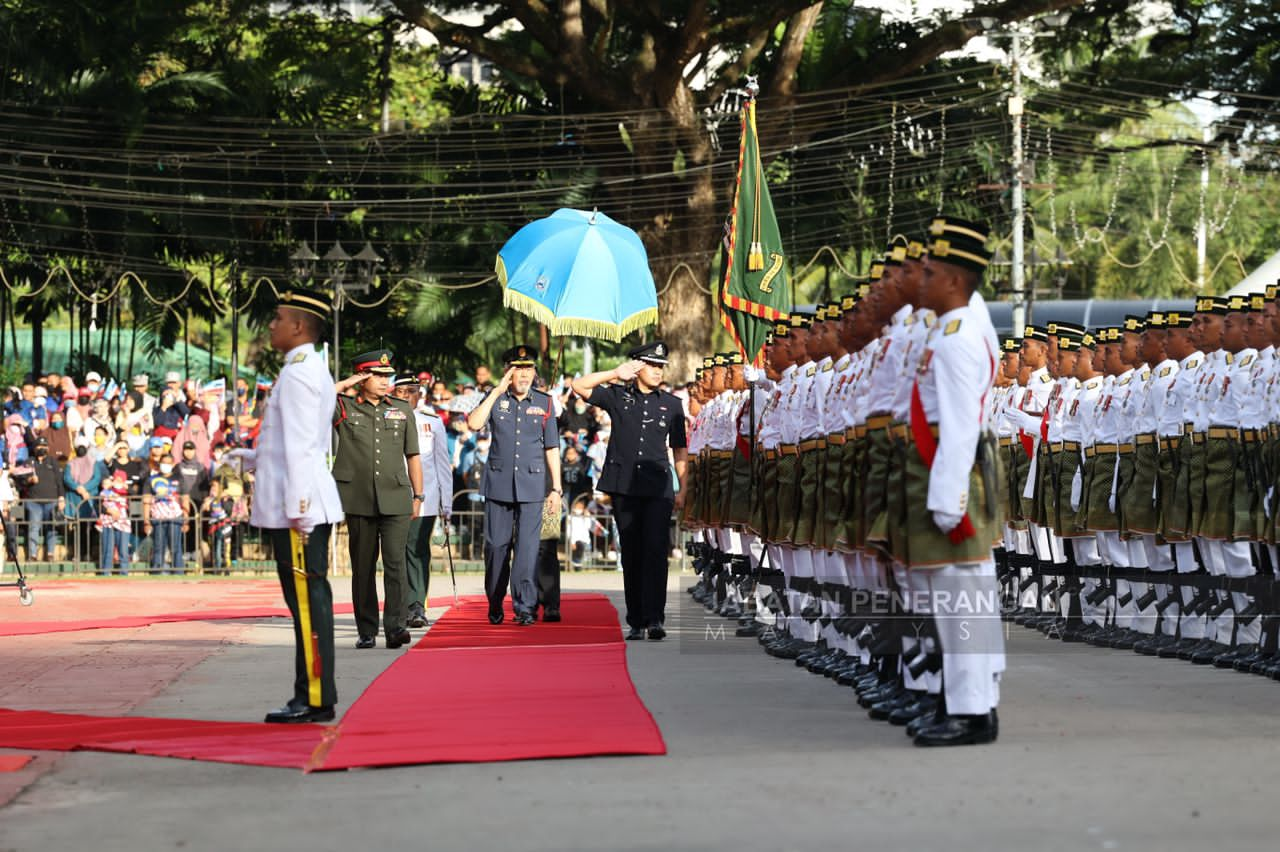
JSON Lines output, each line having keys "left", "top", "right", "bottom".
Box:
{"left": 248, "top": 343, "right": 344, "bottom": 531}
{"left": 916, "top": 304, "right": 998, "bottom": 518}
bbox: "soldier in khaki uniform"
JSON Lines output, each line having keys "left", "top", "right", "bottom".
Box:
{"left": 333, "top": 350, "right": 422, "bottom": 650}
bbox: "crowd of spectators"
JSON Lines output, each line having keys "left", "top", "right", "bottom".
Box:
{"left": 1, "top": 369, "right": 256, "bottom": 573}
{"left": 0, "top": 361, "right": 690, "bottom": 574}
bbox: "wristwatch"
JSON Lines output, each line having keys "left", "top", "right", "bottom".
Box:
{"left": 413, "top": 493, "right": 424, "bottom": 500}
{"left": 550, "top": 488, "right": 563, "bottom": 495}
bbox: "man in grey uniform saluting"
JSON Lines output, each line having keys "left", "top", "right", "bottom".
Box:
{"left": 468, "top": 345, "right": 563, "bottom": 626}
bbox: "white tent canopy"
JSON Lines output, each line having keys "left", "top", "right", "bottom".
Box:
{"left": 1226, "top": 248, "right": 1280, "bottom": 296}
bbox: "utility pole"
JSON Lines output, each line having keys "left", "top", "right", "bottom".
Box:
{"left": 1196, "top": 127, "right": 1210, "bottom": 290}
{"left": 1009, "top": 29, "right": 1027, "bottom": 335}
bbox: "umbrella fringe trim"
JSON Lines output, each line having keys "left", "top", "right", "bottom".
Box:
{"left": 503, "top": 290, "right": 656, "bottom": 342}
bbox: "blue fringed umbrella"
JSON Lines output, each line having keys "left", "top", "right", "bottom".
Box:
{"left": 496, "top": 208, "right": 658, "bottom": 342}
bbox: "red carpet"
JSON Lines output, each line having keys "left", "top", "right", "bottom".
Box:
{"left": 0, "top": 709, "right": 327, "bottom": 768}
{"left": 0, "top": 593, "right": 666, "bottom": 771}
{"left": 1, "top": 598, "right": 451, "bottom": 637}
{"left": 414, "top": 594, "right": 627, "bottom": 649}
{"left": 0, "top": 755, "right": 34, "bottom": 772}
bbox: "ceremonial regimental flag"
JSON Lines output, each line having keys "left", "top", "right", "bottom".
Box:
{"left": 718, "top": 98, "right": 791, "bottom": 366}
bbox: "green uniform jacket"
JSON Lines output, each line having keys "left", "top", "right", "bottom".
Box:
{"left": 332, "top": 394, "right": 420, "bottom": 516}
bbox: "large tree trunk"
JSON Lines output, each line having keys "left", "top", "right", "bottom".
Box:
{"left": 620, "top": 84, "right": 720, "bottom": 383}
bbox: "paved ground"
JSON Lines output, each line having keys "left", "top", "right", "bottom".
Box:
{"left": 2, "top": 570, "right": 1279, "bottom": 852}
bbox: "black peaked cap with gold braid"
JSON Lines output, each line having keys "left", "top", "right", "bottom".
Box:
{"left": 278, "top": 286, "right": 332, "bottom": 320}
{"left": 926, "top": 216, "right": 992, "bottom": 274}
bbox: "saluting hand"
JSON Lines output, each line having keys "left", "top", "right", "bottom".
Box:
{"left": 337, "top": 372, "right": 372, "bottom": 394}
{"left": 496, "top": 367, "right": 516, "bottom": 393}
{"left": 614, "top": 360, "right": 643, "bottom": 382}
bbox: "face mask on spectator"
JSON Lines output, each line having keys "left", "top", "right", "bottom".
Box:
{"left": 160, "top": 463, "right": 174, "bottom": 475}
{"left": 87, "top": 382, "right": 100, "bottom": 394}
{"left": 51, "top": 418, "right": 64, "bottom": 429}
{"left": 574, "top": 402, "right": 586, "bottom": 414}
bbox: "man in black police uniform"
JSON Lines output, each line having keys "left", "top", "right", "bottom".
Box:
{"left": 467, "top": 344, "right": 562, "bottom": 626}
{"left": 333, "top": 350, "right": 423, "bottom": 649}
{"left": 572, "top": 341, "right": 688, "bottom": 640}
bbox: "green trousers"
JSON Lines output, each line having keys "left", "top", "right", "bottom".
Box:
{"left": 405, "top": 515, "right": 436, "bottom": 613}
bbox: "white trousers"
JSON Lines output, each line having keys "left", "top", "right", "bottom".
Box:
{"left": 917, "top": 561, "right": 1004, "bottom": 715}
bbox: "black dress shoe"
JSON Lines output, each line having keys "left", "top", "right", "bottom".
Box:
{"left": 1190, "top": 641, "right": 1227, "bottom": 665}
{"left": 1248, "top": 652, "right": 1276, "bottom": 674}
{"left": 907, "top": 701, "right": 948, "bottom": 738}
{"left": 1159, "top": 638, "right": 1195, "bottom": 659}
{"left": 736, "top": 622, "right": 763, "bottom": 638}
{"left": 1214, "top": 644, "right": 1255, "bottom": 668}
{"left": 870, "top": 690, "right": 920, "bottom": 721}
{"left": 406, "top": 608, "right": 428, "bottom": 629}
{"left": 488, "top": 610, "right": 505, "bottom": 625}
{"left": 515, "top": 612, "right": 536, "bottom": 626}
{"left": 913, "top": 713, "right": 996, "bottom": 747}
{"left": 889, "top": 695, "right": 937, "bottom": 726}
{"left": 543, "top": 609, "right": 562, "bottom": 623}
{"left": 647, "top": 624, "right": 667, "bottom": 641}
{"left": 265, "top": 700, "right": 335, "bottom": 724}
{"left": 626, "top": 627, "right": 645, "bottom": 640}
{"left": 355, "top": 635, "right": 375, "bottom": 649}
{"left": 1059, "top": 624, "right": 1088, "bottom": 643}
{"left": 385, "top": 629, "right": 412, "bottom": 649}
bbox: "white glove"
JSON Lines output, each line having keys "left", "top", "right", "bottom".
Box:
{"left": 743, "top": 365, "right": 765, "bottom": 384}
{"left": 1070, "top": 467, "right": 1083, "bottom": 512}
{"left": 289, "top": 515, "right": 315, "bottom": 536}
{"left": 932, "top": 510, "right": 963, "bottom": 534}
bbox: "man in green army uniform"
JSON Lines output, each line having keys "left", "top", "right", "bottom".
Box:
{"left": 333, "top": 350, "right": 423, "bottom": 650}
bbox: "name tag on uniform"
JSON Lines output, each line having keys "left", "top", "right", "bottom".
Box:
{"left": 526, "top": 407, "right": 546, "bottom": 417}
{"left": 384, "top": 409, "right": 407, "bottom": 420}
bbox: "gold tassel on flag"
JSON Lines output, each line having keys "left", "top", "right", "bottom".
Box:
{"left": 748, "top": 241, "right": 764, "bottom": 271}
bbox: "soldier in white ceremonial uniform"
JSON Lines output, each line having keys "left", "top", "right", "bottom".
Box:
{"left": 909, "top": 216, "right": 1004, "bottom": 747}
{"left": 242, "top": 287, "right": 345, "bottom": 724}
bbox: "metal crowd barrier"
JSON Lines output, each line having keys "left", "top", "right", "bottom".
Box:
{"left": 2, "top": 491, "right": 690, "bottom": 577}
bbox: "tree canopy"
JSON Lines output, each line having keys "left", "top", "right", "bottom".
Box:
{"left": 1, "top": 1, "right": 1279, "bottom": 380}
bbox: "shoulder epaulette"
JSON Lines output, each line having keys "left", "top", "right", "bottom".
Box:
{"left": 1241, "top": 353, "right": 1255, "bottom": 366}
{"left": 821, "top": 362, "right": 834, "bottom": 373}
{"left": 1226, "top": 352, "right": 1235, "bottom": 364}
{"left": 1140, "top": 369, "right": 1151, "bottom": 381}
{"left": 289, "top": 352, "right": 307, "bottom": 365}
{"left": 805, "top": 365, "right": 816, "bottom": 377}
{"left": 1159, "top": 366, "right": 1172, "bottom": 378}
{"left": 1187, "top": 358, "right": 1202, "bottom": 369}
{"left": 1085, "top": 378, "right": 1102, "bottom": 389}
{"left": 1118, "top": 375, "right": 1133, "bottom": 386}
{"left": 944, "top": 319, "right": 961, "bottom": 336}
{"left": 1039, "top": 373, "right": 1052, "bottom": 384}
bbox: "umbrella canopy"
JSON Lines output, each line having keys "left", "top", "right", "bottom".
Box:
{"left": 496, "top": 208, "right": 658, "bottom": 342}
